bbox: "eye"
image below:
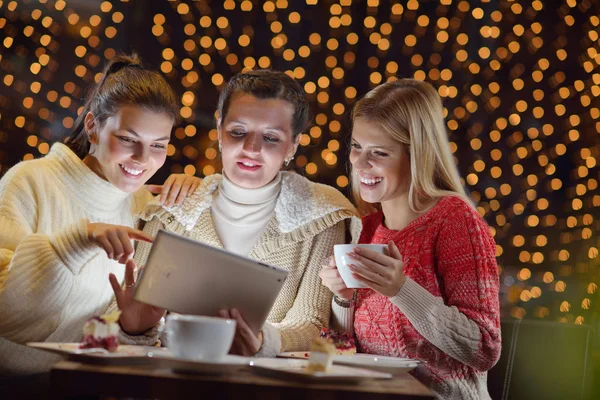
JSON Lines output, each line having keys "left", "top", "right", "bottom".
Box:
{"left": 264, "top": 135, "right": 280, "bottom": 143}
{"left": 229, "top": 130, "right": 245, "bottom": 137}
{"left": 350, "top": 142, "right": 361, "bottom": 150}
{"left": 117, "top": 136, "right": 136, "bottom": 144}
{"left": 151, "top": 143, "right": 167, "bottom": 150}
{"left": 374, "top": 150, "right": 389, "bottom": 157}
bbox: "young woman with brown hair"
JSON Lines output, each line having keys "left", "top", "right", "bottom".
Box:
{"left": 129, "top": 69, "right": 361, "bottom": 357}
{"left": 0, "top": 54, "right": 199, "bottom": 375}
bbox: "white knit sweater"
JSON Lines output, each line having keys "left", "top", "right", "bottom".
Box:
{"left": 0, "top": 143, "right": 153, "bottom": 375}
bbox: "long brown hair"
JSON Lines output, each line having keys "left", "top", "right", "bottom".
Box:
{"left": 64, "top": 53, "right": 178, "bottom": 158}
{"left": 351, "top": 79, "right": 472, "bottom": 216}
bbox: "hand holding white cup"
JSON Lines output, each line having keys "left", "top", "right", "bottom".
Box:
{"left": 319, "top": 255, "right": 355, "bottom": 301}
{"left": 333, "top": 244, "right": 387, "bottom": 289}
{"left": 339, "top": 241, "right": 407, "bottom": 298}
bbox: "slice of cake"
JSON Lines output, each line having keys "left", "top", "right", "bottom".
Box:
{"left": 80, "top": 309, "right": 121, "bottom": 352}
{"left": 306, "top": 337, "right": 336, "bottom": 373}
{"left": 320, "top": 329, "right": 357, "bottom": 355}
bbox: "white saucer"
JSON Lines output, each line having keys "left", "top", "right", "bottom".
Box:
{"left": 278, "top": 352, "right": 421, "bottom": 374}
{"left": 250, "top": 358, "right": 392, "bottom": 383}
{"left": 150, "top": 352, "right": 252, "bottom": 375}
{"left": 27, "top": 342, "right": 163, "bottom": 365}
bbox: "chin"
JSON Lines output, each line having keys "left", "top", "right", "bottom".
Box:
{"left": 360, "top": 195, "right": 383, "bottom": 204}
{"left": 227, "top": 172, "right": 266, "bottom": 189}
{"left": 358, "top": 189, "right": 383, "bottom": 204}
{"left": 112, "top": 179, "right": 145, "bottom": 193}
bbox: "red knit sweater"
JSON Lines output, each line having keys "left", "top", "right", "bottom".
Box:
{"left": 354, "top": 196, "right": 501, "bottom": 399}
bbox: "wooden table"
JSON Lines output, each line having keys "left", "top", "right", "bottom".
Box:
{"left": 51, "top": 360, "right": 434, "bottom": 399}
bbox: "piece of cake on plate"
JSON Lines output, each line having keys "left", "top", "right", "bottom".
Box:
{"left": 80, "top": 309, "right": 121, "bottom": 352}
{"left": 320, "top": 329, "right": 357, "bottom": 355}
{"left": 306, "top": 337, "right": 336, "bottom": 373}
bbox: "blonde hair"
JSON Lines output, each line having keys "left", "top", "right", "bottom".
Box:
{"left": 350, "top": 79, "right": 472, "bottom": 216}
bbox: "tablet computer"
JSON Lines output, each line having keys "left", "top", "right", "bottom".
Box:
{"left": 134, "top": 230, "right": 288, "bottom": 334}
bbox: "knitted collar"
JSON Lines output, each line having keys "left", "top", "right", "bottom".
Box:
{"left": 47, "top": 143, "right": 132, "bottom": 215}
{"left": 145, "top": 171, "right": 358, "bottom": 233}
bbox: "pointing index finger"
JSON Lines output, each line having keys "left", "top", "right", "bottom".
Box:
{"left": 127, "top": 228, "right": 154, "bottom": 243}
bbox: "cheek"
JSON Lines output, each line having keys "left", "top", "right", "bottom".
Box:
{"left": 152, "top": 152, "right": 168, "bottom": 168}
{"left": 264, "top": 146, "right": 287, "bottom": 164}
{"left": 103, "top": 137, "right": 129, "bottom": 159}
{"left": 348, "top": 151, "right": 358, "bottom": 165}
{"left": 220, "top": 140, "right": 240, "bottom": 158}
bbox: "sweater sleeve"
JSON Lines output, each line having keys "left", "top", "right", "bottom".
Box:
{"left": 265, "top": 221, "right": 346, "bottom": 354}
{"left": 102, "top": 216, "right": 166, "bottom": 346}
{"left": 133, "top": 216, "right": 164, "bottom": 268}
{"left": 389, "top": 206, "right": 501, "bottom": 372}
{"left": 103, "top": 298, "right": 164, "bottom": 346}
{"left": 330, "top": 299, "right": 355, "bottom": 333}
{"left": 0, "top": 173, "right": 100, "bottom": 343}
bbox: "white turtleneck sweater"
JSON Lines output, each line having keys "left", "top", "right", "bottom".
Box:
{"left": 211, "top": 173, "right": 281, "bottom": 257}
{"left": 0, "top": 143, "right": 153, "bottom": 375}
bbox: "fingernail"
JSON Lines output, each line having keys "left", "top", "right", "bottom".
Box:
{"left": 348, "top": 252, "right": 357, "bottom": 258}
{"left": 353, "top": 247, "right": 361, "bottom": 253}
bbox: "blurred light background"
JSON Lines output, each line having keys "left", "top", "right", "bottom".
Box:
{"left": 0, "top": 0, "right": 599, "bottom": 325}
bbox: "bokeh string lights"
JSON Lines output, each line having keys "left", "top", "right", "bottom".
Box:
{"left": 0, "top": 0, "right": 599, "bottom": 323}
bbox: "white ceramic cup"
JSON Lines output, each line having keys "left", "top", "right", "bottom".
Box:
{"left": 333, "top": 244, "right": 387, "bottom": 289}
{"left": 165, "top": 314, "right": 236, "bottom": 361}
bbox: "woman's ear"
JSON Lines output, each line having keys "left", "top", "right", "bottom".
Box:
{"left": 84, "top": 112, "right": 99, "bottom": 155}
{"left": 84, "top": 112, "right": 97, "bottom": 144}
{"left": 288, "top": 133, "right": 301, "bottom": 159}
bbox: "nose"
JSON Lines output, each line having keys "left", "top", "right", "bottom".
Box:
{"left": 131, "top": 143, "right": 149, "bottom": 164}
{"left": 242, "top": 132, "right": 261, "bottom": 155}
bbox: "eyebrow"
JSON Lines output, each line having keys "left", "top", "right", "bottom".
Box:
{"left": 227, "top": 120, "right": 286, "bottom": 133}
{"left": 352, "top": 139, "right": 390, "bottom": 150}
{"left": 126, "top": 129, "right": 170, "bottom": 141}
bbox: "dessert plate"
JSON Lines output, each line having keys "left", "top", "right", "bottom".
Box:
{"left": 250, "top": 358, "right": 391, "bottom": 383}
{"left": 27, "top": 342, "right": 163, "bottom": 365}
{"left": 278, "top": 352, "right": 421, "bottom": 374}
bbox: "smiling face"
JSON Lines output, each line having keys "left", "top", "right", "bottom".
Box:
{"left": 83, "top": 105, "right": 173, "bottom": 193}
{"left": 349, "top": 118, "right": 411, "bottom": 205}
{"left": 219, "top": 94, "right": 300, "bottom": 189}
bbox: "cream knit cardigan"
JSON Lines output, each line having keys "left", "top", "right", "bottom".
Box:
{"left": 0, "top": 144, "right": 153, "bottom": 375}
{"left": 135, "top": 172, "right": 361, "bottom": 356}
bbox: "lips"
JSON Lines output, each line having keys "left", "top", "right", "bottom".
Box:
{"left": 359, "top": 176, "right": 383, "bottom": 186}
{"left": 119, "top": 164, "right": 146, "bottom": 178}
{"left": 237, "top": 158, "right": 262, "bottom": 172}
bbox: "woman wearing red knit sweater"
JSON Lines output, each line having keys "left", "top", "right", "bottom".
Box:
{"left": 320, "top": 79, "right": 501, "bottom": 399}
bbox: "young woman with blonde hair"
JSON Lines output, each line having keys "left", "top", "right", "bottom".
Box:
{"left": 320, "top": 79, "right": 501, "bottom": 399}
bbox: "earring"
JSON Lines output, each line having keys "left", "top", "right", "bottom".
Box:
{"left": 284, "top": 156, "right": 294, "bottom": 166}
{"left": 218, "top": 141, "right": 222, "bottom": 152}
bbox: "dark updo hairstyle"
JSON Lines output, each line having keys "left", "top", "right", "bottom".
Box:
{"left": 64, "top": 53, "right": 178, "bottom": 159}
{"left": 217, "top": 69, "right": 310, "bottom": 137}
